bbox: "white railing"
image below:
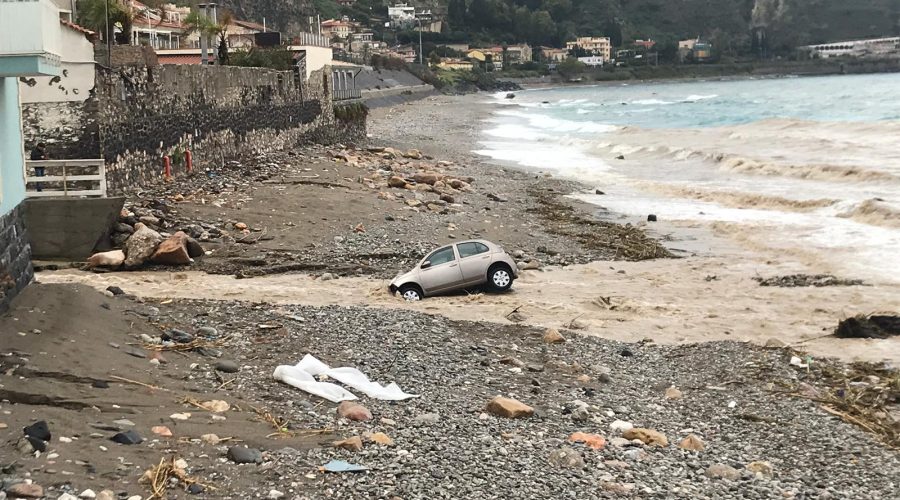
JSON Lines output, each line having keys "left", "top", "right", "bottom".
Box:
{"left": 25, "top": 159, "right": 107, "bottom": 198}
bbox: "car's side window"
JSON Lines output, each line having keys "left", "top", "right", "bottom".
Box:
{"left": 458, "top": 242, "right": 490, "bottom": 259}
{"left": 426, "top": 246, "right": 456, "bottom": 267}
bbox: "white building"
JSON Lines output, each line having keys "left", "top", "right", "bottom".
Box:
{"left": 803, "top": 37, "right": 900, "bottom": 59}
{"left": 577, "top": 55, "right": 605, "bottom": 67}
{"left": 388, "top": 3, "right": 416, "bottom": 28}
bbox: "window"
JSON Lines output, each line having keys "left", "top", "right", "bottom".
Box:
{"left": 425, "top": 246, "right": 456, "bottom": 267}
{"left": 457, "top": 242, "right": 490, "bottom": 259}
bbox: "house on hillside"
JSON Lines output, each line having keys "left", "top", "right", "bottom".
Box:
{"left": 505, "top": 44, "right": 533, "bottom": 64}
{"left": 321, "top": 18, "right": 356, "bottom": 41}
{"left": 540, "top": 47, "right": 568, "bottom": 63}
{"left": 129, "top": 1, "right": 190, "bottom": 49}
{"left": 437, "top": 58, "right": 474, "bottom": 70}
{"left": 566, "top": 37, "right": 611, "bottom": 61}
{"left": 801, "top": 37, "right": 900, "bottom": 59}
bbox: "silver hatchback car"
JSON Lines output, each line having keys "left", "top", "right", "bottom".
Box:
{"left": 389, "top": 240, "right": 519, "bottom": 300}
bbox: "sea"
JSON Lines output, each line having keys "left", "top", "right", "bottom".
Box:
{"left": 474, "top": 73, "right": 900, "bottom": 283}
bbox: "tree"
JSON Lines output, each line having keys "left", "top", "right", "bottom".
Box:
{"left": 556, "top": 57, "right": 585, "bottom": 79}
{"left": 76, "top": 0, "right": 129, "bottom": 44}
{"left": 217, "top": 10, "right": 234, "bottom": 65}
{"left": 428, "top": 51, "right": 441, "bottom": 67}
{"left": 448, "top": 0, "right": 467, "bottom": 30}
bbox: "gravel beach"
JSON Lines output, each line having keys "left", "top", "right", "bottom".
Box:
{"left": 2, "top": 93, "right": 898, "bottom": 500}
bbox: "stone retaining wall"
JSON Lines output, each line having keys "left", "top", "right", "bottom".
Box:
{"left": 22, "top": 63, "right": 367, "bottom": 195}
{"left": 0, "top": 203, "right": 33, "bottom": 313}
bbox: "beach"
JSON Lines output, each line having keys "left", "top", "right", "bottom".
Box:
{"left": 3, "top": 79, "right": 899, "bottom": 499}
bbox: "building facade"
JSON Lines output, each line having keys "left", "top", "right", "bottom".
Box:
{"left": 566, "top": 37, "right": 611, "bottom": 61}
{"left": 802, "top": 37, "right": 900, "bottom": 59}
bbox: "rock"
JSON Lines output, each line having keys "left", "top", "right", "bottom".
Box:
{"left": 368, "top": 432, "right": 394, "bottom": 446}
{"left": 623, "top": 448, "right": 647, "bottom": 461}
{"left": 23, "top": 420, "right": 51, "bottom": 441}
{"left": 520, "top": 260, "right": 541, "bottom": 270}
{"left": 59, "top": 494, "right": 79, "bottom": 500}
{"left": 568, "top": 432, "right": 606, "bottom": 450}
{"left": 622, "top": 428, "right": 668, "bottom": 447}
{"left": 543, "top": 328, "right": 566, "bottom": 344}
{"left": 595, "top": 189, "right": 605, "bottom": 195}
{"left": 485, "top": 396, "right": 534, "bottom": 418}
{"left": 87, "top": 250, "right": 125, "bottom": 268}
{"left": 414, "top": 413, "right": 440, "bottom": 425}
{"left": 124, "top": 223, "right": 163, "bottom": 267}
{"left": 227, "top": 446, "right": 262, "bottom": 464}
{"left": 403, "top": 149, "right": 423, "bottom": 159}
{"left": 16, "top": 437, "right": 35, "bottom": 453}
{"left": 95, "top": 492, "right": 115, "bottom": 500}
{"left": 79, "top": 489, "right": 97, "bottom": 499}
{"left": 215, "top": 360, "right": 240, "bottom": 373}
{"left": 487, "top": 193, "right": 507, "bottom": 202}
{"left": 576, "top": 374, "right": 590, "bottom": 383}
{"left": 114, "top": 222, "right": 135, "bottom": 234}
{"left": 199, "top": 400, "right": 230, "bottom": 413}
{"left": 4, "top": 483, "right": 43, "bottom": 498}
{"left": 413, "top": 172, "right": 441, "bottom": 185}
{"left": 162, "top": 328, "right": 194, "bottom": 343}
{"left": 765, "top": 338, "right": 788, "bottom": 348}
{"left": 151, "top": 426, "right": 173, "bottom": 437}
{"left": 747, "top": 460, "right": 774, "bottom": 479}
{"left": 185, "top": 237, "right": 205, "bottom": 258}
{"left": 151, "top": 231, "right": 192, "bottom": 265}
{"left": 92, "top": 380, "right": 109, "bottom": 388}
{"left": 267, "top": 490, "right": 285, "bottom": 499}
{"left": 664, "top": 386, "right": 683, "bottom": 400}
{"left": 170, "top": 413, "right": 191, "bottom": 420}
{"left": 647, "top": 214, "right": 657, "bottom": 222}
{"left": 678, "top": 434, "right": 705, "bottom": 451}
{"left": 388, "top": 176, "right": 408, "bottom": 188}
{"left": 600, "top": 482, "right": 635, "bottom": 495}
{"left": 615, "top": 154, "right": 625, "bottom": 160}
{"left": 320, "top": 272, "right": 335, "bottom": 281}
{"left": 548, "top": 447, "right": 585, "bottom": 469}
{"left": 111, "top": 429, "right": 143, "bottom": 445}
{"left": 439, "top": 193, "right": 455, "bottom": 204}
{"left": 106, "top": 286, "right": 125, "bottom": 296}
{"left": 333, "top": 436, "right": 363, "bottom": 452}
{"left": 200, "top": 433, "right": 221, "bottom": 445}
{"left": 139, "top": 215, "right": 160, "bottom": 226}
{"left": 187, "top": 484, "right": 204, "bottom": 494}
{"left": 706, "top": 463, "right": 741, "bottom": 481}
{"left": 234, "top": 222, "right": 248, "bottom": 230}
{"left": 337, "top": 401, "right": 372, "bottom": 421}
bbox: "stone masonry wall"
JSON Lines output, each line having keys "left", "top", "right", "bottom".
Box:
{"left": 22, "top": 62, "right": 367, "bottom": 195}
{"left": 0, "top": 203, "right": 34, "bottom": 314}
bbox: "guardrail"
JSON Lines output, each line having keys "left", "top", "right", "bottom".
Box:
{"left": 25, "top": 159, "right": 107, "bottom": 198}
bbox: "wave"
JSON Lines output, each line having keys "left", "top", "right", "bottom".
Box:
{"left": 836, "top": 199, "right": 900, "bottom": 229}
{"left": 642, "top": 183, "right": 838, "bottom": 212}
{"left": 495, "top": 109, "right": 619, "bottom": 134}
{"left": 717, "top": 156, "right": 899, "bottom": 183}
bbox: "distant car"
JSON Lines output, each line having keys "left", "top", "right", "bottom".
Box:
{"left": 389, "top": 240, "right": 519, "bottom": 301}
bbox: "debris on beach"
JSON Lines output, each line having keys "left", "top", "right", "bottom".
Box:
{"left": 834, "top": 314, "right": 900, "bottom": 339}
{"left": 753, "top": 274, "right": 866, "bottom": 287}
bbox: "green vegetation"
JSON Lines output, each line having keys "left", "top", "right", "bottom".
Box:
{"left": 334, "top": 102, "right": 369, "bottom": 122}
{"left": 229, "top": 47, "right": 296, "bottom": 70}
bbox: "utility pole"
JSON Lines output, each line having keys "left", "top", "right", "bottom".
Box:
{"left": 104, "top": 0, "right": 111, "bottom": 66}
{"left": 417, "top": 18, "right": 423, "bottom": 64}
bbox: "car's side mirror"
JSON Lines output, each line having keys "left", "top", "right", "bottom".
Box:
{"left": 421, "top": 261, "right": 432, "bottom": 269}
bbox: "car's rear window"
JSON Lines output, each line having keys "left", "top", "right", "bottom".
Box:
{"left": 457, "top": 242, "right": 490, "bottom": 258}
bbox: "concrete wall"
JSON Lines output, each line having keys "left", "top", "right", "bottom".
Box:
{"left": 303, "top": 46, "right": 334, "bottom": 79}
{"left": 19, "top": 24, "right": 95, "bottom": 104}
{"left": 0, "top": 77, "right": 26, "bottom": 215}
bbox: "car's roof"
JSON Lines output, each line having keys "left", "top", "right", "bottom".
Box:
{"left": 430, "top": 239, "right": 497, "bottom": 251}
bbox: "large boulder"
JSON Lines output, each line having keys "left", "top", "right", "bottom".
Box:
{"left": 388, "top": 176, "right": 408, "bottom": 188}
{"left": 151, "top": 231, "right": 192, "bottom": 265}
{"left": 124, "top": 223, "right": 163, "bottom": 268}
{"left": 413, "top": 172, "right": 442, "bottom": 185}
{"left": 87, "top": 250, "right": 125, "bottom": 268}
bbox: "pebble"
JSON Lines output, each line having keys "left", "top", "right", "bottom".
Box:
{"left": 548, "top": 447, "right": 585, "bottom": 469}
{"left": 337, "top": 401, "right": 372, "bottom": 421}
{"left": 267, "top": 490, "right": 284, "bottom": 499}
{"left": 706, "top": 463, "right": 741, "bottom": 480}
{"left": 111, "top": 430, "right": 143, "bottom": 445}
{"left": 215, "top": 360, "right": 240, "bottom": 373}
{"left": 79, "top": 489, "right": 97, "bottom": 499}
{"left": 4, "top": 483, "right": 43, "bottom": 498}
{"left": 413, "top": 413, "right": 440, "bottom": 425}
{"left": 227, "top": 446, "right": 262, "bottom": 464}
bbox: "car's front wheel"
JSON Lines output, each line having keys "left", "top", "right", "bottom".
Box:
{"left": 398, "top": 284, "right": 423, "bottom": 301}
{"left": 487, "top": 265, "right": 514, "bottom": 292}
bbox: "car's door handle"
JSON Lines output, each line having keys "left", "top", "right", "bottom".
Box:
{"left": 449, "top": 263, "right": 458, "bottom": 267}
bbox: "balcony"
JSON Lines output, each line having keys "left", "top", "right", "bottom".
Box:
{"left": 0, "top": 0, "right": 63, "bottom": 77}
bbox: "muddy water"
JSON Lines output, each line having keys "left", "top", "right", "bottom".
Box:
{"left": 39, "top": 253, "right": 900, "bottom": 364}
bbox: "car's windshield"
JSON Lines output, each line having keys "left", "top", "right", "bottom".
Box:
{"left": 425, "top": 246, "right": 456, "bottom": 266}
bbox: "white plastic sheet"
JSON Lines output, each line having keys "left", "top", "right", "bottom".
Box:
{"left": 273, "top": 354, "right": 420, "bottom": 402}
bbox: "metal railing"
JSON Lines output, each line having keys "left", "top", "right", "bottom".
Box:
{"left": 292, "top": 32, "right": 331, "bottom": 48}
{"left": 333, "top": 88, "right": 362, "bottom": 100}
{"left": 25, "top": 159, "right": 107, "bottom": 198}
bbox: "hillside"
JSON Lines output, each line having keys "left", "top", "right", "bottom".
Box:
{"left": 224, "top": 0, "right": 900, "bottom": 57}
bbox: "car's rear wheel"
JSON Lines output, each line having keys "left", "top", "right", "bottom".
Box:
{"left": 487, "top": 264, "right": 513, "bottom": 292}
{"left": 398, "top": 284, "right": 423, "bottom": 301}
